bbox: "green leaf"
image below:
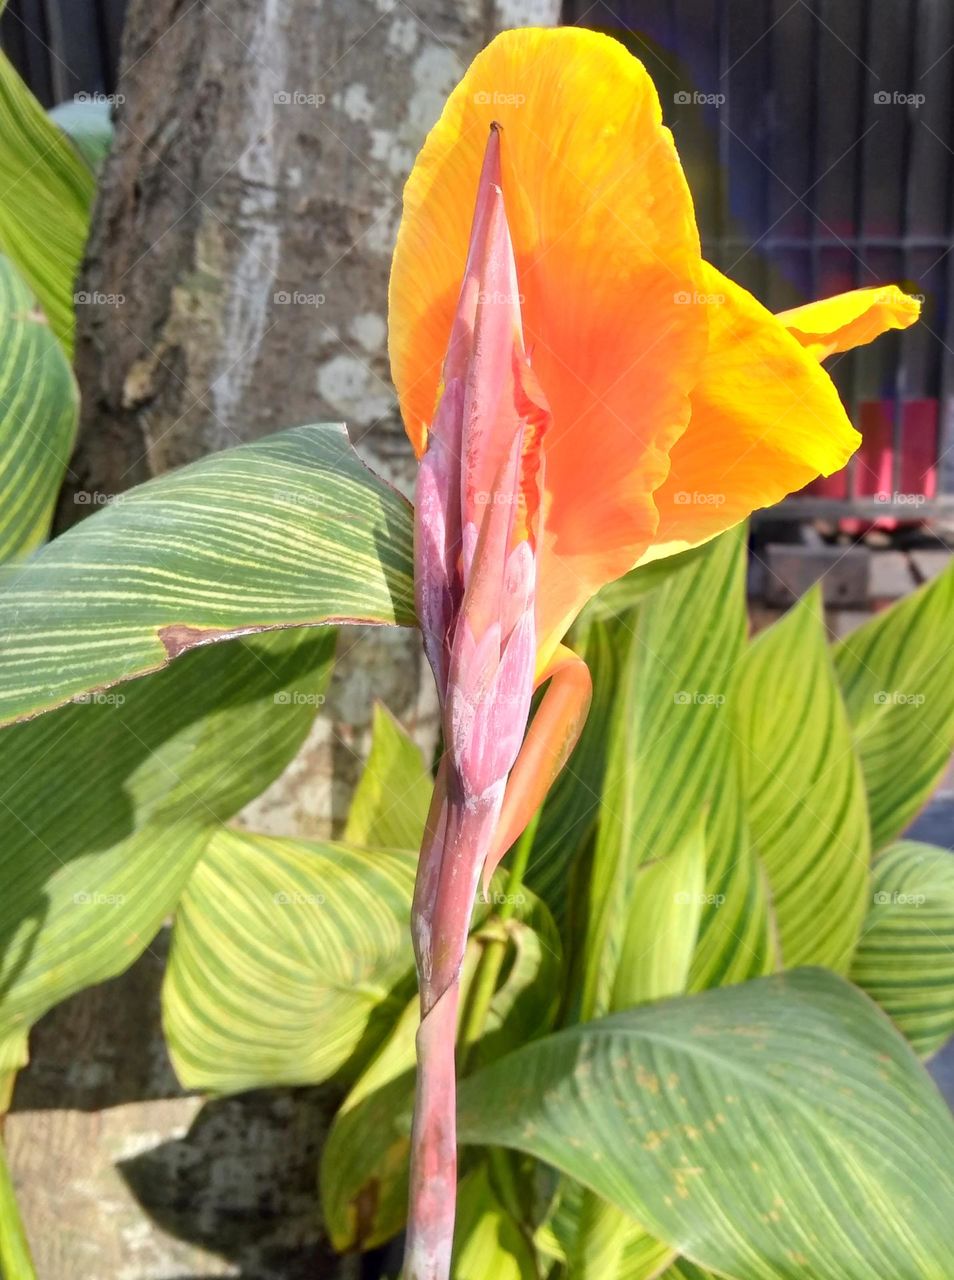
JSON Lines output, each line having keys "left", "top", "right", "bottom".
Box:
{"left": 583, "top": 528, "right": 773, "bottom": 1015}
{"left": 0, "top": 628, "right": 335, "bottom": 1075}
{"left": 834, "top": 564, "right": 954, "bottom": 849}
{"left": 534, "top": 1181, "right": 675, "bottom": 1279}
{"left": 452, "top": 1163, "right": 539, "bottom": 1280}
{"left": 528, "top": 545, "right": 710, "bottom": 923}
{"left": 851, "top": 840, "right": 954, "bottom": 1058}
{"left": 0, "top": 255, "right": 78, "bottom": 560}
{"left": 613, "top": 817, "right": 706, "bottom": 1009}
{"left": 458, "top": 969, "right": 954, "bottom": 1280}
{"left": 0, "top": 51, "right": 95, "bottom": 352}
{"left": 162, "top": 830, "right": 418, "bottom": 1094}
{"left": 0, "top": 423, "right": 415, "bottom": 728}
{"left": 48, "top": 99, "right": 114, "bottom": 175}
{"left": 343, "top": 701, "right": 432, "bottom": 850}
{"left": 320, "top": 897, "right": 560, "bottom": 1252}
{"left": 0, "top": 1133, "right": 36, "bottom": 1278}
{"left": 733, "top": 588, "right": 870, "bottom": 971}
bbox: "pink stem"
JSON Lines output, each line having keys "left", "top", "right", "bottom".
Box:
{"left": 404, "top": 771, "right": 503, "bottom": 1280}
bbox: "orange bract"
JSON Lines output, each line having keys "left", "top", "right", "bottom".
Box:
{"left": 389, "top": 26, "right": 920, "bottom": 663}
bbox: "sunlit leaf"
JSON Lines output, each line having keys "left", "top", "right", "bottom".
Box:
{"left": 0, "top": 51, "right": 95, "bottom": 352}
{"left": 851, "top": 840, "right": 954, "bottom": 1058}
{"left": 343, "top": 701, "right": 432, "bottom": 851}
{"left": 0, "top": 629, "right": 335, "bottom": 1075}
{"left": 834, "top": 564, "right": 954, "bottom": 849}
{"left": 733, "top": 587, "right": 869, "bottom": 970}
{"left": 0, "top": 256, "right": 77, "bottom": 561}
{"left": 459, "top": 969, "right": 954, "bottom": 1280}
{"left": 0, "top": 423, "right": 415, "bottom": 727}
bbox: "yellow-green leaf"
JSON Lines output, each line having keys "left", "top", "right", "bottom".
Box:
{"left": 0, "top": 50, "right": 95, "bottom": 352}
{"left": 834, "top": 564, "right": 954, "bottom": 850}
{"left": 0, "top": 255, "right": 77, "bottom": 561}
{"left": 733, "top": 587, "right": 869, "bottom": 971}
{"left": 851, "top": 840, "right": 954, "bottom": 1058}
{"left": 163, "top": 829, "right": 418, "bottom": 1094}
{"left": 0, "top": 423, "right": 415, "bottom": 727}
{"left": 343, "top": 701, "right": 432, "bottom": 850}
{"left": 0, "top": 628, "right": 334, "bottom": 1075}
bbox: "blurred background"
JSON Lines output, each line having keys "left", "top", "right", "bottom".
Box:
{"left": 1, "top": 1, "right": 951, "bottom": 1276}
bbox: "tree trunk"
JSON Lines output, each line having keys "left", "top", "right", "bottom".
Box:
{"left": 8, "top": 1, "right": 560, "bottom": 1277}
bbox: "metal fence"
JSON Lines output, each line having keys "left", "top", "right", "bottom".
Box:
{"left": 564, "top": 0, "right": 954, "bottom": 519}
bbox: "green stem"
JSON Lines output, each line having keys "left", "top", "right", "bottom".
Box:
{"left": 458, "top": 809, "right": 540, "bottom": 1068}
{"left": 0, "top": 1130, "right": 37, "bottom": 1280}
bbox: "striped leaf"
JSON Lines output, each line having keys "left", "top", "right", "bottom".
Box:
{"left": 733, "top": 588, "right": 870, "bottom": 971}
{"left": 343, "top": 701, "right": 432, "bottom": 851}
{"left": 162, "top": 830, "right": 418, "bottom": 1094}
{"left": 0, "top": 50, "right": 95, "bottom": 353}
{"left": 0, "top": 628, "right": 335, "bottom": 1076}
{"left": 851, "top": 841, "right": 954, "bottom": 1058}
{"left": 320, "top": 897, "right": 560, "bottom": 1251}
{"left": 613, "top": 818, "right": 706, "bottom": 1009}
{"left": 459, "top": 969, "right": 954, "bottom": 1280}
{"left": 535, "top": 1182, "right": 675, "bottom": 1280}
{"left": 452, "top": 1164, "right": 538, "bottom": 1280}
{"left": 527, "top": 547, "right": 709, "bottom": 925}
{"left": 583, "top": 528, "right": 773, "bottom": 1015}
{"left": 0, "top": 423, "right": 415, "bottom": 728}
{"left": 0, "top": 255, "right": 78, "bottom": 560}
{"left": 834, "top": 563, "right": 954, "bottom": 850}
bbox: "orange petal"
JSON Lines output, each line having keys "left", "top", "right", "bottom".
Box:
{"left": 778, "top": 285, "right": 921, "bottom": 361}
{"left": 389, "top": 27, "right": 706, "bottom": 668}
{"left": 641, "top": 263, "right": 861, "bottom": 565}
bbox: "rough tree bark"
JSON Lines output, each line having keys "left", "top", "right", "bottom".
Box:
{"left": 6, "top": 1, "right": 560, "bottom": 1277}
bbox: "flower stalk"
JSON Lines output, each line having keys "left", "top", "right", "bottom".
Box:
{"left": 403, "top": 124, "right": 546, "bottom": 1280}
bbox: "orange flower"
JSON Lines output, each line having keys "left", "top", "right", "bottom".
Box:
{"left": 389, "top": 27, "right": 919, "bottom": 671}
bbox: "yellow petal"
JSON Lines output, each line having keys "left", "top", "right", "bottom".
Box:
{"left": 778, "top": 285, "right": 921, "bottom": 360}
{"left": 642, "top": 264, "right": 861, "bottom": 564}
